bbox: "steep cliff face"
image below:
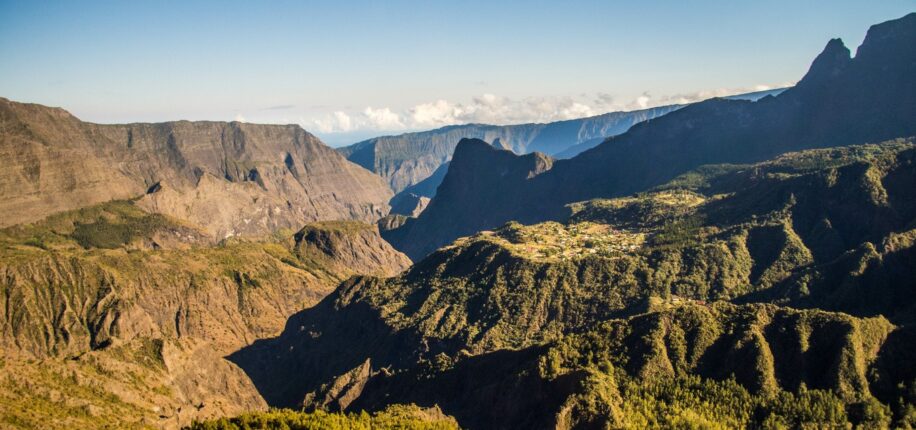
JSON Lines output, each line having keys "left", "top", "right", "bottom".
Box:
{"left": 0, "top": 99, "right": 393, "bottom": 237}
{"left": 338, "top": 105, "right": 681, "bottom": 193}
{"left": 397, "top": 161, "right": 450, "bottom": 199}
{"left": 340, "top": 123, "right": 550, "bottom": 194}
{"left": 386, "top": 13, "right": 916, "bottom": 260}
{"left": 0, "top": 100, "right": 138, "bottom": 227}
{"left": 0, "top": 201, "right": 408, "bottom": 429}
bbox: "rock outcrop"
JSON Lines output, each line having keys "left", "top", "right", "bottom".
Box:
{"left": 388, "top": 192, "right": 430, "bottom": 217}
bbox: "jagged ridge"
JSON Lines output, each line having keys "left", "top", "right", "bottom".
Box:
{"left": 386, "top": 13, "right": 916, "bottom": 260}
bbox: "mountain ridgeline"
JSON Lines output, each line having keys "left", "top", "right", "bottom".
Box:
{"left": 0, "top": 99, "right": 393, "bottom": 239}
{"left": 385, "top": 13, "right": 916, "bottom": 260}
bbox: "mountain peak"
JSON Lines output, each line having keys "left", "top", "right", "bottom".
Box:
{"left": 795, "top": 38, "right": 851, "bottom": 89}
{"left": 452, "top": 137, "right": 499, "bottom": 157}
{"left": 855, "top": 12, "right": 916, "bottom": 64}
{"left": 386, "top": 13, "right": 916, "bottom": 261}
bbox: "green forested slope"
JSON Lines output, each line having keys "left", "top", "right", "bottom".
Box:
{"left": 230, "top": 139, "right": 916, "bottom": 429}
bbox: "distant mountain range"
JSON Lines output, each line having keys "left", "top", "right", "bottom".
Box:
{"left": 338, "top": 105, "right": 683, "bottom": 194}
{"left": 339, "top": 89, "right": 786, "bottom": 203}
{"left": 384, "top": 12, "right": 916, "bottom": 260}
{"left": 0, "top": 99, "right": 392, "bottom": 238}
{"left": 554, "top": 89, "right": 787, "bottom": 159}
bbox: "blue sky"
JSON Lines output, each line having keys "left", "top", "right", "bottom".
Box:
{"left": 1, "top": 1, "right": 913, "bottom": 146}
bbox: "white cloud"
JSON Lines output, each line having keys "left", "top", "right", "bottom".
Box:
{"left": 594, "top": 92, "right": 615, "bottom": 105}
{"left": 363, "top": 106, "right": 405, "bottom": 130}
{"left": 234, "top": 113, "right": 246, "bottom": 122}
{"left": 406, "top": 93, "right": 613, "bottom": 127}
{"left": 308, "top": 111, "right": 351, "bottom": 133}
{"left": 304, "top": 107, "right": 405, "bottom": 134}
{"left": 410, "top": 99, "right": 464, "bottom": 127}
{"left": 333, "top": 111, "right": 352, "bottom": 131}
{"left": 636, "top": 82, "right": 794, "bottom": 107}
{"left": 634, "top": 94, "right": 651, "bottom": 109}
{"left": 303, "top": 82, "right": 794, "bottom": 135}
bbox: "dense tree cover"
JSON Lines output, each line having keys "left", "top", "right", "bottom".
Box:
{"left": 542, "top": 303, "right": 909, "bottom": 428}
{"left": 188, "top": 405, "right": 458, "bottom": 430}
{"left": 586, "top": 373, "right": 893, "bottom": 429}
{"left": 569, "top": 139, "right": 916, "bottom": 320}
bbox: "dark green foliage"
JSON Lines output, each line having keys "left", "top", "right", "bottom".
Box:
{"left": 648, "top": 214, "right": 705, "bottom": 248}
{"left": 188, "top": 405, "right": 458, "bottom": 430}
{"left": 609, "top": 374, "right": 884, "bottom": 429}
{"left": 386, "top": 15, "right": 916, "bottom": 261}
{"left": 7, "top": 109, "right": 916, "bottom": 429}
{"left": 0, "top": 199, "right": 197, "bottom": 250}
{"left": 71, "top": 214, "right": 164, "bottom": 249}
{"left": 573, "top": 140, "right": 916, "bottom": 319}
{"left": 538, "top": 302, "right": 902, "bottom": 428}
{"left": 34, "top": 25, "right": 916, "bottom": 427}
{"left": 568, "top": 190, "right": 705, "bottom": 230}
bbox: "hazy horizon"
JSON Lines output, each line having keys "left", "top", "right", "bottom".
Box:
{"left": 2, "top": 1, "right": 913, "bottom": 146}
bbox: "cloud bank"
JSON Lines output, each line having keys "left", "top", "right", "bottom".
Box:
{"left": 303, "top": 83, "right": 792, "bottom": 135}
